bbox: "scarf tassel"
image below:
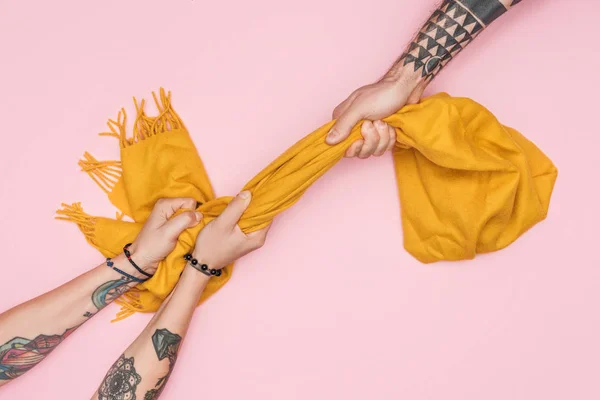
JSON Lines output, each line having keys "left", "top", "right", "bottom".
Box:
{"left": 55, "top": 203, "right": 97, "bottom": 247}
{"left": 113, "top": 288, "right": 146, "bottom": 322}
{"left": 78, "top": 152, "right": 122, "bottom": 194}
{"left": 99, "top": 88, "right": 183, "bottom": 149}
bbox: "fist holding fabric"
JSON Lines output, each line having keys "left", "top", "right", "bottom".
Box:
{"left": 327, "top": 71, "right": 427, "bottom": 158}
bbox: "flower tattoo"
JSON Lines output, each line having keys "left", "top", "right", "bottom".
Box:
{"left": 98, "top": 354, "right": 142, "bottom": 400}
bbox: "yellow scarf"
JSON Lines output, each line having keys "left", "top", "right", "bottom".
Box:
{"left": 57, "top": 89, "right": 557, "bottom": 320}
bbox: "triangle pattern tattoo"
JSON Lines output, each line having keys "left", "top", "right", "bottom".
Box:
{"left": 463, "top": 13, "right": 479, "bottom": 29}
{"left": 425, "top": 22, "right": 437, "bottom": 34}
{"left": 447, "top": 1, "right": 468, "bottom": 19}
{"left": 440, "top": 1, "right": 450, "bottom": 13}
{"left": 436, "top": 45, "right": 449, "bottom": 57}
{"left": 454, "top": 32, "right": 467, "bottom": 43}
{"left": 435, "top": 10, "right": 445, "bottom": 23}
{"left": 453, "top": 12, "right": 467, "bottom": 26}
{"left": 463, "top": 22, "right": 477, "bottom": 34}
{"left": 413, "top": 59, "right": 424, "bottom": 72}
{"left": 443, "top": 16, "right": 457, "bottom": 29}
{"left": 471, "top": 23, "right": 483, "bottom": 35}
{"left": 434, "top": 26, "right": 447, "bottom": 40}
{"left": 446, "top": 6, "right": 457, "bottom": 19}
{"left": 446, "top": 22, "right": 458, "bottom": 36}
{"left": 444, "top": 34, "right": 459, "bottom": 48}
{"left": 418, "top": 46, "right": 431, "bottom": 59}
{"left": 426, "top": 37, "right": 438, "bottom": 50}
{"left": 453, "top": 24, "right": 469, "bottom": 40}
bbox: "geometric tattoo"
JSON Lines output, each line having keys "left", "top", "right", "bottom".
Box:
{"left": 397, "top": 0, "right": 524, "bottom": 80}
{"left": 91, "top": 278, "right": 131, "bottom": 310}
{"left": 97, "top": 354, "right": 142, "bottom": 400}
{"left": 144, "top": 329, "right": 182, "bottom": 400}
{"left": 0, "top": 326, "right": 78, "bottom": 380}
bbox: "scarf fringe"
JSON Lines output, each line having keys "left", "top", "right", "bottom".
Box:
{"left": 55, "top": 203, "right": 97, "bottom": 246}
{"left": 79, "top": 152, "right": 122, "bottom": 194}
{"left": 56, "top": 204, "right": 142, "bottom": 322}
{"left": 111, "top": 307, "right": 136, "bottom": 322}
{"left": 112, "top": 288, "right": 146, "bottom": 322}
{"left": 99, "top": 88, "right": 183, "bottom": 149}
{"left": 62, "top": 88, "right": 185, "bottom": 323}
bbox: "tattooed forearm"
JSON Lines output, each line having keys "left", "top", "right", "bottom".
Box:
{"left": 97, "top": 354, "right": 142, "bottom": 400}
{"left": 396, "top": 0, "right": 524, "bottom": 80}
{"left": 0, "top": 326, "right": 78, "bottom": 380}
{"left": 462, "top": 0, "right": 523, "bottom": 25}
{"left": 91, "top": 278, "right": 131, "bottom": 310}
{"left": 144, "top": 329, "right": 182, "bottom": 400}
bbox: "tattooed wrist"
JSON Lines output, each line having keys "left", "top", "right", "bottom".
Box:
{"left": 394, "top": 0, "right": 523, "bottom": 82}
{"left": 110, "top": 253, "right": 153, "bottom": 282}
{"left": 382, "top": 63, "right": 425, "bottom": 90}
{"left": 90, "top": 255, "right": 142, "bottom": 313}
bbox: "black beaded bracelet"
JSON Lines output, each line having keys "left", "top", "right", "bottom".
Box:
{"left": 123, "top": 243, "right": 154, "bottom": 279}
{"left": 184, "top": 253, "right": 222, "bottom": 277}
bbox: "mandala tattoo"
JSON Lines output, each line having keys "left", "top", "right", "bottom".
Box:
{"left": 0, "top": 327, "right": 78, "bottom": 380}
{"left": 144, "top": 329, "right": 182, "bottom": 400}
{"left": 397, "top": 0, "right": 524, "bottom": 80}
{"left": 98, "top": 354, "right": 142, "bottom": 400}
{"left": 92, "top": 278, "right": 131, "bottom": 310}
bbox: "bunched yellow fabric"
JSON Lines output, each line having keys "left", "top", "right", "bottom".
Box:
{"left": 57, "top": 89, "right": 557, "bottom": 320}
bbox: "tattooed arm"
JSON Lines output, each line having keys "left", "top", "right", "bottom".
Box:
{"left": 326, "top": 0, "right": 525, "bottom": 156}
{"left": 92, "top": 191, "right": 269, "bottom": 400}
{"left": 0, "top": 198, "right": 203, "bottom": 387}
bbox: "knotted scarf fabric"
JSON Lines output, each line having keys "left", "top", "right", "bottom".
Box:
{"left": 57, "top": 89, "right": 557, "bottom": 320}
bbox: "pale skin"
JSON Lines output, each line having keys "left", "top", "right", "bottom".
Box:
{"left": 327, "top": 0, "right": 526, "bottom": 158}
{"left": 92, "top": 192, "right": 268, "bottom": 400}
{"left": 0, "top": 0, "right": 528, "bottom": 397}
{"left": 0, "top": 193, "right": 269, "bottom": 400}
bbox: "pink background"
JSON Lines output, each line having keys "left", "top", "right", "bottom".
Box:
{"left": 1, "top": 0, "right": 599, "bottom": 398}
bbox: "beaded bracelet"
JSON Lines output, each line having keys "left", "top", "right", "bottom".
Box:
{"left": 183, "top": 253, "right": 222, "bottom": 277}
{"left": 106, "top": 258, "right": 147, "bottom": 283}
{"left": 123, "top": 243, "right": 154, "bottom": 279}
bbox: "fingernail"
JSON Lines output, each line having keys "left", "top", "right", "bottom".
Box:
{"left": 375, "top": 120, "right": 386, "bottom": 129}
{"left": 195, "top": 212, "right": 203, "bottom": 221}
{"left": 325, "top": 129, "right": 337, "bottom": 144}
{"left": 239, "top": 190, "right": 251, "bottom": 200}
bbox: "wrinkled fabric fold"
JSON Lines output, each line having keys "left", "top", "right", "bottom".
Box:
{"left": 57, "top": 89, "right": 557, "bottom": 319}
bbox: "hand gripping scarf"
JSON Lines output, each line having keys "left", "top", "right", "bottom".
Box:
{"left": 57, "top": 89, "right": 557, "bottom": 320}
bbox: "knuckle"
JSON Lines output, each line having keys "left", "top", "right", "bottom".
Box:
{"left": 184, "top": 212, "right": 194, "bottom": 222}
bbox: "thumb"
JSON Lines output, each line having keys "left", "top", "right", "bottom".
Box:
{"left": 162, "top": 211, "right": 203, "bottom": 238}
{"left": 218, "top": 191, "right": 252, "bottom": 230}
{"left": 326, "top": 106, "right": 364, "bottom": 145}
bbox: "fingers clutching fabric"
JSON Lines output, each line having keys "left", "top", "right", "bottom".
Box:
{"left": 191, "top": 191, "right": 270, "bottom": 270}
{"left": 59, "top": 90, "right": 557, "bottom": 319}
